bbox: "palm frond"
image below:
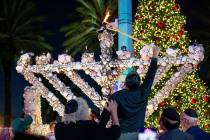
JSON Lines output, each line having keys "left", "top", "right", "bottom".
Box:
{"left": 61, "top": 0, "right": 117, "bottom": 56}
{"left": 0, "top": 33, "right": 9, "bottom": 39}
{"left": 0, "top": 0, "right": 52, "bottom": 58}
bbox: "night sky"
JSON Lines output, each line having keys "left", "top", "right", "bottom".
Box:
{"left": 0, "top": 0, "right": 207, "bottom": 118}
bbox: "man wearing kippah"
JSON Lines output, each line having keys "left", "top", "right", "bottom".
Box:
{"left": 159, "top": 107, "right": 194, "bottom": 140}
{"left": 180, "top": 108, "right": 210, "bottom": 140}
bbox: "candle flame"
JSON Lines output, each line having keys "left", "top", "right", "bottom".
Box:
{"left": 103, "top": 11, "right": 110, "bottom": 23}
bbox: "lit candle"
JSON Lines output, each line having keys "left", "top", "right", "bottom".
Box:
{"left": 103, "top": 12, "right": 140, "bottom": 42}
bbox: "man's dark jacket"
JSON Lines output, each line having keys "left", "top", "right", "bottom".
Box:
{"left": 186, "top": 126, "right": 210, "bottom": 140}
{"left": 111, "top": 58, "right": 158, "bottom": 133}
{"left": 159, "top": 129, "right": 194, "bottom": 140}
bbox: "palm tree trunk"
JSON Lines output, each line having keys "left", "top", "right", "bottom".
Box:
{"left": 2, "top": 56, "right": 12, "bottom": 126}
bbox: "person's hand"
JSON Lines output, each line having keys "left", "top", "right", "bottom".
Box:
{"left": 153, "top": 46, "right": 160, "bottom": 57}
{"left": 105, "top": 100, "right": 118, "bottom": 114}
{"left": 106, "top": 100, "right": 119, "bottom": 126}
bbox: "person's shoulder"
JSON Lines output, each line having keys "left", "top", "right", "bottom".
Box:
{"left": 55, "top": 122, "right": 64, "bottom": 132}
{"left": 187, "top": 126, "right": 210, "bottom": 137}
{"left": 111, "top": 89, "right": 127, "bottom": 97}
{"left": 55, "top": 122, "right": 75, "bottom": 129}
{"left": 55, "top": 122, "right": 64, "bottom": 127}
{"left": 159, "top": 129, "right": 194, "bottom": 140}
{"left": 159, "top": 134, "right": 172, "bottom": 140}
{"left": 196, "top": 127, "right": 210, "bottom": 139}
{"left": 184, "top": 132, "right": 194, "bottom": 140}
{"left": 77, "top": 120, "right": 97, "bottom": 126}
{"left": 177, "top": 130, "right": 194, "bottom": 140}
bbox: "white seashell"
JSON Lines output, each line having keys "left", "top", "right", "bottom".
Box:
{"left": 66, "top": 95, "right": 72, "bottom": 101}
{"left": 147, "top": 104, "right": 153, "bottom": 110}
{"left": 174, "top": 72, "right": 180, "bottom": 77}
{"left": 161, "top": 61, "right": 167, "bottom": 66}
{"left": 63, "top": 91, "right": 69, "bottom": 97}
{"left": 47, "top": 92, "right": 53, "bottom": 98}
{"left": 16, "top": 66, "right": 24, "bottom": 73}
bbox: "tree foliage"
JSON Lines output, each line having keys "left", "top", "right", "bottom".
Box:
{"left": 61, "top": 0, "right": 117, "bottom": 56}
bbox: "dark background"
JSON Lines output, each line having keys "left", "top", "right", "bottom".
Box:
{"left": 0, "top": 0, "right": 209, "bottom": 119}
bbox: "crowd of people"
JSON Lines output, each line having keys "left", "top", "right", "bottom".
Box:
{"left": 2, "top": 46, "right": 210, "bottom": 140}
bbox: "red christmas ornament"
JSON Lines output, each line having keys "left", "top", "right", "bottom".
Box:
{"left": 172, "top": 4, "right": 180, "bottom": 11}
{"left": 156, "top": 21, "right": 166, "bottom": 29}
{"left": 159, "top": 101, "right": 165, "bottom": 107}
{"left": 177, "top": 30, "right": 184, "bottom": 36}
{"left": 135, "top": 15, "right": 141, "bottom": 20}
{"left": 191, "top": 98, "right": 197, "bottom": 104}
{"left": 203, "top": 96, "right": 209, "bottom": 102}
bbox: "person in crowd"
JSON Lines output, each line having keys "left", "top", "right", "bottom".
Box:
{"left": 0, "top": 127, "right": 11, "bottom": 140}
{"left": 159, "top": 107, "right": 194, "bottom": 140}
{"left": 11, "top": 115, "right": 33, "bottom": 135}
{"left": 110, "top": 46, "right": 159, "bottom": 140}
{"left": 11, "top": 115, "right": 46, "bottom": 140}
{"left": 180, "top": 108, "right": 210, "bottom": 140}
{"left": 54, "top": 97, "right": 120, "bottom": 140}
{"left": 47, "top": 121, "right": 57, "bottom": 140}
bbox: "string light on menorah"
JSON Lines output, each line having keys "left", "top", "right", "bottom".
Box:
{"left": 16, "top": 12, "right": 204, "bottom": 134}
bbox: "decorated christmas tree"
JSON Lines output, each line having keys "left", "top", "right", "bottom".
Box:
{"left": 133, "top": 0, "right": 210, "bottom": 132}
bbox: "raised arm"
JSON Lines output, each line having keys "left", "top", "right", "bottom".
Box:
{"left": 98, "top": 100, "right": 119, "bottom": 127}
{"left": 141, "top": 46, "right": 159, "bottom": 92}
{"left": 98, "top": 108, "right": 110, "bottom": 127}
{"left": 96, "top": 100, "right": 120, "bottom": 140}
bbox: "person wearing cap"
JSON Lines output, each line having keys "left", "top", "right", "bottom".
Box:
{"left": 159, "top": 107, "right": 194, "bottom": 140}
{"left": 180, "top": 108, "right": 210, "bottom": 140}
{"left": 110, "top": 46, "right": 159, "bottom": 140}
{"left": 11, "top": 115, "right": 47, "bottom": 140}
{"left": 11, "top": 115, "right": 33, "bottom": 135}
{"left": 54, "top": 97, "right": 120, "bottom": 140}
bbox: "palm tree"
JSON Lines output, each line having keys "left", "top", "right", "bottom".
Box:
{"left": 0, "top": 0, "right": 52, "bottom": 126}
{"left": 61, "top": 0, "right": 117, "bottom": 56}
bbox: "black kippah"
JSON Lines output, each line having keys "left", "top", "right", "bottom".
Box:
{"left": 184, "top": 108, "right": 198, "bottom": 118}
{"left": 65, "top": 99, "right": 78, "bottom": 114}
{"left": 162, "top": 107, "right": 180, "bottom": 122}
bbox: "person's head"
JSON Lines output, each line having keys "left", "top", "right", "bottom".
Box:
{"left": 63, "top": 97, "right": 91, "bottom": 124}
{"left": 180, "top": 108, "right": 198, "bottom": 132}
{"left": 159, "top": 107, "right": 180, "bottom": 131}
{"left": 11, "top": 115, "right": 33, "bottom": 135}
{"left": 49, "top": 121, "right": 57, "bottom": 132}
{"left": 125, "top": 71, "right": 140, "bottom": 90}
